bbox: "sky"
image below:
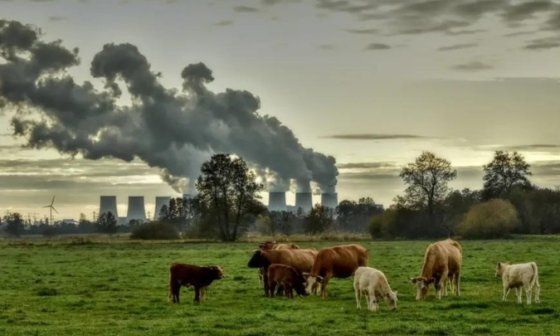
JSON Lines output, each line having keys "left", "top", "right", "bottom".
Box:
{"left": 1, "top": 0, "right": 560, "bottom": 220}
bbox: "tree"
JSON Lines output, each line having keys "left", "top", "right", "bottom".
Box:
{"left": 336, "top": 197, "right": 383, "bottom": 232}
{"left": 482, "top": 151, "right": 532, "bottom": 200}
{"left": 96, "top": 211, "right": 117, "bottom": 235}
{"left": 399, "top": 152, "right": 456, "bottom": 220}
{"left": 304, "top": 204, "right": 333, "bottom": 234}
{"left": 3, "top": 212, "right": 25, "bottom": 237}
{"left": 457, "top": 199, "right": 519, "bottom": 239}
{"left": 196, "top": 154, "right": 265, "bottom": 241}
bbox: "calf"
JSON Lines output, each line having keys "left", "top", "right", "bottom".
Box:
{"left": 353, "top": 267, "right": 398, "bottom": 312}
{"left": 496, "top": 262, "right": 540, "bottom": 304}
{"left": 169, "top": 263, "right": 223, "bottom": 303}
{"left": 257, "top": 241, "right": 299, "bottom": 286}
{"left": 305, "top": 244, "right": 368, "bottom": 298}
{"left": 410, "top": 239, "right": 462, "bottom": 300}
{"left": 267, "top": 264, "right": 308, "bottom": 298}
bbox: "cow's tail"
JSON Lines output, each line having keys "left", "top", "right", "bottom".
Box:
{"left": 530, "top": 262, "right": 540, "bottom": 288}
{"left": 449, "top": 239, "right": 462, "bottom": 252}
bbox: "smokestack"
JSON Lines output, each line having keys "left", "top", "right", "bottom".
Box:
{"left": 154, "top": 196, "right": 171, "bottom": 220}
{"left": 127, "top": 196, "right": 146, "bottom": 222}
{"left": 99, "top": 196, "right": 118, "bottom": 218}
{"left": 321, "top": 192, "right": 338, "bottom": 209}
{"left": 268, "top": 192, "right": 287, "bottom": 212}
{"left": 295, "top": 192, "right": 312, "bottom": 214}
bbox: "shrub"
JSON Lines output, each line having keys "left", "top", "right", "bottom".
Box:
{"left": 130, "top": 221, "right": 179, "bottom": 240}
{"left": 457, "top": 199, "right": 519, "bottom": 239}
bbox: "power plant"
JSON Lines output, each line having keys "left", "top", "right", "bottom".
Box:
{"left": 295, "top": 191, "right": 313, "bottom": 213}
{"left": 99, "top": 196, "right": 118, "bottom": 218}
{"left": 154, "top": 196, "right": 171, "bottom": 220}
{"left": 268, "top": 192, "right": 287, "bottom": 212}
{"left": 126, "top": 196, "right": 146, "bottom": 222}
{"left": 320, "top": 192, "right": 338, "bottom": 209}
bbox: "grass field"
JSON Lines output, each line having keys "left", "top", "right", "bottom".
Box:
{"left": 1, "top": 237, "right": 559, "bottom": 335}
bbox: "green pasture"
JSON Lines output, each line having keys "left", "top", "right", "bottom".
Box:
{"left": 1, "top": 238, "right": 559, "bottom": 335}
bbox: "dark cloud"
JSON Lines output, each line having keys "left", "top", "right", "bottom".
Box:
{"left": 234, "top": 5, "right": 259, "bottom": 13}
{"left": 214, "top": 20, "right": 234, "bottom": 26}
{"left": 525, "top": 36, "right": 560, "bottom": 49}
{"left": 452, "top": 61, "right": 494, "bottom": 71}
{"left": 324, "top": 133, "right": 427, "bottom": 140}
{"left": 0, "top": 20, "right": 338, "bottom": 194}
{"left": 438, "top": 43, "right": 477, "bottom": 51}
{"left": 501, "top": 1, "right": 553, "bottom": 24}
{"left": 497, "top": 144, "right": 560, "bottom": 152}
{"left": 344, "top": 28, "right": 378, "bottom": 34}
{"left": 365, "top": 43, "right": 391, "bottom": 50}
{"left": 318, "top": 43, "right": 335, "bottom": 50}
{"left": 337, "top": 162, "right": 397, "bottom": 169}
{"left": 48, "top": 16, "right": 67, "bottom": 22}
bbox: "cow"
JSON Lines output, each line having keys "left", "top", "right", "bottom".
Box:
{"left": 304, "top": 244, "right": 368, "bottom": 298}
{"left": 353, "top": 266, "right": 398, "bottom": 312}
{"left": 168, "top": 263, "right": 224, "bottom": 303}
{"left": 248, "top": 248, "right": 318, "bottom": 296}
{"left": 256, "top": 241, "right": 300, "bottom": 285}
{"left": 410, "top": 239, "right": 462, "bottom": 300}
{"left": 496, "top": 261, "right": 540, "bottom": 304}
{"left": 266, "top": 263, "right": 308, "bottom": 298}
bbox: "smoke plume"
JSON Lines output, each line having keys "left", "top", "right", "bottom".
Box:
{"left": 0, "top": 20, "right": 338, "bottom": 193}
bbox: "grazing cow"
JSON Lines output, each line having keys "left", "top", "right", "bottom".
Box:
{"left": 259, "top": 241, "right": 300, "bottom": 250}
{"left": 496, "top": 262, "right": 540, "bottom": 304}
{"left": 266, "top": 264, "right": 308, "bottom": 298}
{"left": 248, "top": 248, "right": 317, "bottom": 296}
{"left": 410, "top": 239, "right": 462, "bottom": 300}
{"left": 353, "top": 266, "right": 398, "bottom": 312}
{"left": 169, "top": 263, "right": 224, "bottom": 303}
{"left": 305, "top": 244, "right": 368, "bottom": 298}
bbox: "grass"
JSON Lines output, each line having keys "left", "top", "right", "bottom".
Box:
{"left": 0, "top": 237, "right": 559, "bottom": 335}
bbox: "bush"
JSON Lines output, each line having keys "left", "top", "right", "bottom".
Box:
{"left": 130, "top": 221, "right": 179, "bottom": 240}
{"left": 457, "top": 199, "right": 519, "bottom": 239}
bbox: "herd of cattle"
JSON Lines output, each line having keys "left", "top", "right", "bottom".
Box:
{"left": 168, "top": 239, "right": 541, "bottom": 311}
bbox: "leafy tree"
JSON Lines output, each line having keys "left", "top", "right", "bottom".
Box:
{"left": 441, "top": 188, "right": 480, "bottom": 236}
{"left": 196, "top": 154, "right": 265, "bottom": 241}
{"left": 304, "top": 204, "right": 333, "bottom": 235}
{"left": 96, "top": 211, "right": 117, "bottom": 235}
{"left": 336, "top": 197, "right": 383, "bottom": 232}
{"left": 269, "top": 210, "right": 296, "bottom": 236}
{"left": 482, "top": 151, "right": 532, "bottom": 200}
{"left": 3, "top": 212, "right": 25, "bottom": 237}
{"left": 399, "top": 152, "right": 456, "bottom": 220}
{"left": 457, "top": 199, "right": 519, "bottom": 239}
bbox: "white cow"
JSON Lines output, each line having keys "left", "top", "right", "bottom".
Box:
{"left": 353, "top": 266, "right": 397, "bottom": 312}
{"left": 496, "top": 262, "right": 540, "bottom": 304}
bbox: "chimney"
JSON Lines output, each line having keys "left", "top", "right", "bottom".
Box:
{"left": 99, "top": 196, "right": 118, "bottom": 218}
{"left": 154, "top": 196, "right": 171, "bottom": 220}
{"left": 127, "top": 196, "right": 146, "bottom": 222}
{"left": 321, "top": 192, "right": 338, "bottom": 209}
{"left": 268, "top": 191, "right": 287, "bottom": 212}
{"left": 295, "top": 192, "right": 312, "bottom": 214}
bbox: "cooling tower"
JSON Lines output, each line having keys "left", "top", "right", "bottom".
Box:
{"left": 321, "top": 193, "right": 338, "bottom": 209}
{"left": 268, "top": 192, "right": 287, "bottom": 212}
{"left": 154, "top": 196, "right": 171, "bottom": 220}
{"left": 99, "top": 196, "right": 118, "bottom": 218}
{"left": 127, "top": 196, "right": 146, "bottom": 221}
{"left": 295, "top": 192, "right": 312, "bottom": 214}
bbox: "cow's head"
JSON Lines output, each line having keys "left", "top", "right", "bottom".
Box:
{"left": 209, "top": 266, "right": 224, "bottom": 280}
{"left": 410, "top": 277, "right": 434, "bottom": 300}
{"left": 294, "top": 272, "right": 309, "bottom": 297}
{"left": 304, "top": 274, "right": 323, "bottom": 294}
{"left": 247, "top": 250, "right": 269, "bottom": 268}
{"left": 495, "top": 262, "right": 508, "bottom": 278}
{"left": 386, "top": 290, "right": 398, "bottom": 310}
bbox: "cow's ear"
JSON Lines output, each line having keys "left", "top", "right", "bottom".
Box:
{"left": 497, "top": 262, "right": 501, "bottom": 267}
{"left": 410, "top": 278, "right": 417, "bottom": 284}
{"left": 316, "top": 276, "right": 324, "bottom": 282}
{"left": 302, "top": 272, "right": 309, "bottom": 278}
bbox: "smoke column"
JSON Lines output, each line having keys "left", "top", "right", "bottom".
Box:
{"left": 0, "top": 20, "right": 338, "bottom": 193}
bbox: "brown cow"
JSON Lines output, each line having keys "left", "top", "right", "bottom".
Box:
{"left": 169, "top": 263, "right": 224, "bottom": 303}
{"left": 410, "top": 239, "right": 462, "bottom": 300}
{"left": 259, "top": 241, "right": 300, "bottom": 250}
{"left": 267, "top": 264, "right": 308, "bottom": 298}
{"left": 248, "top": 248, "right": 317, "bottom": 296}
{"left": 305, "top": 244, "right": 368, "bottom": 298}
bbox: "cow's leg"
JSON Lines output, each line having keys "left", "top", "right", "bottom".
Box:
{"left": 503, "top": 286, "right": 510, "bottom": 301}
{"left": 171, "top": 282, "right": 180, "bottom": 303}
{"left": 268, "top": 281, "right": 276, "bottom": 298}
{"left": 263, "top": 269, "right": 269, "bottom": 297}
{"left": 285, "top": 285, "right": 293, "bottom": 299}
{"left": 525, "top": 285, "right": 532, "bottom": 305}
{"left": 354, "top": 283, "right": 361, "bottom": 309}
{"left": 194, "top": 287, "right": 201, "bottom": 303}
{"left": 321, "top": 275, "right": 331, "bottom": 299}
{"left": 368, "top": 294, "right": 378, "bottom": 312}
{"left": 515, "top": 287, "right": 522, "bottom": 304}
{"left": 534, "top": 283, "right": 541, "bottom": 303}
{"left": 436, "top": 274, "right": 447, "bottom": 300}
{"left": 455, "top": 273, "right": 461, "bottom": 296}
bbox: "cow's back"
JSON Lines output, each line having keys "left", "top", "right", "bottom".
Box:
{"left": 265, "top": 249, "right": 317, "bottom": 273}
{"left": 316, "top": 244, "right": 368, "bottom": 278}
{"left": 422, "top": 240, "right": 462, "bottom": 277}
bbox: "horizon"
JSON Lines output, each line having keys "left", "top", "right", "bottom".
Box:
{"left": 2, "top": 0, "right": 560, "bottom": 219}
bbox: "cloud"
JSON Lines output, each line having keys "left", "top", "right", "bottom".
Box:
{"left": 337, "top": 162, "right": 397, "bottom": 169}
{"left": 344, "top": 28, "right": 378, "bottom": 34}
{"left": 214, "top": 20, "right": 234, "bottom": 26}
{"left": 323, "top": 133, "right": 427, "bottom": 140}
{"left": 234, "top": 5, "right": 259, "bottom": 13}
{"left": 438, "top": 43, "right": 477, "bottom": 51}
{"left": 365, "top": 43, "right": 391, "bottom": 50}
{"left": 318, "top": 43, "right": 335, "bottom": 50}
{"left": 495, "top": 144, "right": 560, "bottom": 152}
{"left": 452, "top": 61, "right": 494, "bottom": 71}
{"left": 48, "top": 16, "right": 67, "bottom": 22}
{"left": 525, "top": 36, "right": 560, "bottom": 49}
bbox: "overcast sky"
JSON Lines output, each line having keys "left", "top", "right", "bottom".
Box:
{"left": 1, "top": 0, "right": 560, "bottom": 219}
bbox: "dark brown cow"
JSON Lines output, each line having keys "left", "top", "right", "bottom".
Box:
{"left": 169, "top": 263, "right": 224, "bottom": 303}
{"left": 305, "top": 244, "right": 368, "bottom": 298}
{"left": 248, "top": 248, "right": 317, "bottom": 296}
{"left": 266, "top": 264, "right": 308, "bottom": 298}
{"left": 410, "top": 239, "right": 462, "bottom": 300}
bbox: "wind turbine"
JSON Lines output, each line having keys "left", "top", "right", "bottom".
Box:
{"left": 43, "top": 196, "right": 58, "bottom": 224}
